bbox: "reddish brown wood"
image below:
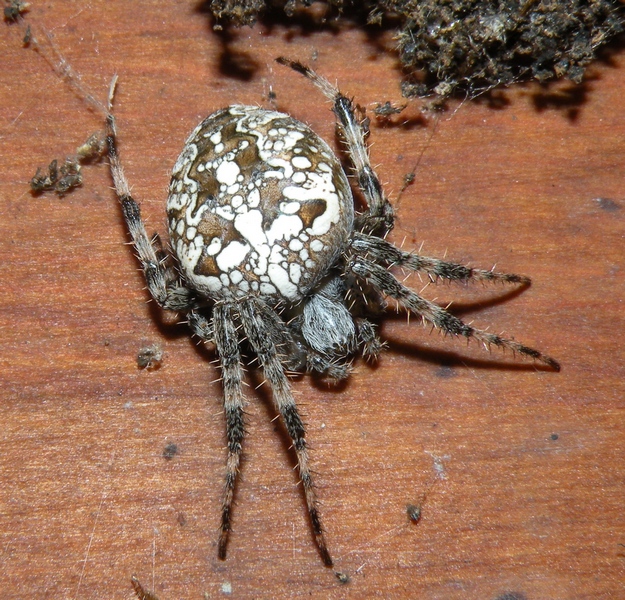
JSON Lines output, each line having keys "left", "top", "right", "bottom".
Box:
{"left": 1, "top": 2, "right": 624, "bottom": 598}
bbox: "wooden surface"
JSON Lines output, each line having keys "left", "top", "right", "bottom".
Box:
{"left": 1, "top": 2, "right": 624, "bottom": 598}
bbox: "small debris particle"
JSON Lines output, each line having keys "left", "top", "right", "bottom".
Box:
{"left": 31, "top": 132, "right": 106, "bottom": 196}
{"left": 221, "top": 581, "right": 232, "bottom": 594}
{"left": 373, "top": 101, "right": 407, "bottom": 118}
{"left": 131, "top": 575, "right": 160, "bottom": 600}
{"left": 406, "top": 503, "right": 422, "bottom": 523}
{"left": 76, "top": 131, "right": 107, "bottom": 161}
{"left": 162, "top": 442, "right": 178, "bottom": 460}
{"left": 30, "top": 158, "right": 82, "bottom": 195}
{"left": 335, "top": 570, "right": 350, "bottom": 584}
{"left": 137, "top": 344, "right": 163, "bottom": 370}
{"left": 402, "top": 170, "right": 415, "bottom": 187}
{"left": 550, "top": 433, "right": 559, "bottom": 441}
{"left": 3, "top": 0, "right": 29, "bottom": 22}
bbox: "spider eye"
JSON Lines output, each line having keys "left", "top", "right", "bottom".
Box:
{"left": 167, "top": 106, "right": 354, "bottom": 304}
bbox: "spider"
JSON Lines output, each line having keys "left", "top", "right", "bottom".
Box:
{"left": 62, "top": 56, "right": 559, "bottom": 568}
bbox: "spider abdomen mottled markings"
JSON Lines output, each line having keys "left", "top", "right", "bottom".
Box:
{"left": 166, "top": 105, "right": 353, "bottom": 302}
{"left": 48, "top": 52, "right": 559, "bottom": 570}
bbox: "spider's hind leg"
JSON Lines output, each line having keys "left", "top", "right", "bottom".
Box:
{"left": 351, "top": 232, "right": 531, "bottom": 285}
{"left": 239, "top": 297, "right": 334, "bottom": 567}
{"left": 190, "top": 306, "right": 247, "bottom": 560}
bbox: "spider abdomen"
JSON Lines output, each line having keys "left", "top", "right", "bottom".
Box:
{"left": 167, "top": 105, "right": 354, "bottom": 303}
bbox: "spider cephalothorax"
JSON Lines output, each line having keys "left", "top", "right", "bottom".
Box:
{"left": 102, "top": 57, "right": 559, "bottom": 568}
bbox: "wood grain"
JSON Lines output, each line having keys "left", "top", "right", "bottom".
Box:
{"left": 1, "top": 2, "right": 624, "bottom": 598}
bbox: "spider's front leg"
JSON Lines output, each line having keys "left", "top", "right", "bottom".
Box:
{"left": 348, "top": 254, "right": 560, "bottom": 370}
{"left": 351, "top": 231, "right": 531, "bottom": 285}
{"left": 276, "top": 57, "right": 394, "bottom": 235}
{"left": 105, "top": 114, "right": 195, "bottom": 312}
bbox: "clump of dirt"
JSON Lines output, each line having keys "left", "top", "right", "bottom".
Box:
{"left": 207, "top": 0, "right": 624, "bottom": 99}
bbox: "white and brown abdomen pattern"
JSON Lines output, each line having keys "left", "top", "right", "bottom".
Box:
{"left": 167, "top": 105, "right": 354, "bottom": 303}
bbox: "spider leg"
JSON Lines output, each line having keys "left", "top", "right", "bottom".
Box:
{"left": 349, "top": 257, "right": 560, "bottom": 370}
{"left": 199, "top": 304, "right": 248, "bottom": 561}
{"left": 355, "top": 317, "right": 384, "bottom": 361}
{"left": 305, "top": 351, "right": 352, "bottom": 381}
{"left": 351, "top": 231, "right": 531, "bottom": 284}
{"left": 105, "top": 114, "right": 195, "bottom": 312}
{"left": 239, "top": 297, "right": 333, "bottom": 567}
{"left": 276, "top": 57, "right": 393, "bottom": 233}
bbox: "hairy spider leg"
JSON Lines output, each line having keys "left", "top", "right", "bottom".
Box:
{"left": 240, "top": 297, "right": 333, "bottom": 567}
{"left": 350, "top": 257, "right": 560, "bottom": 370}
{"left": 276, "top": 57, "right": 394, "bottom": 234}
{"left": 210, "top": 305, "right": 247, "bottom": 560}
{"left": 105, "top": 114, "right": 195, "bottom": 312}
{"left": 351, "top": 231, "right": 531, "bottom": 284}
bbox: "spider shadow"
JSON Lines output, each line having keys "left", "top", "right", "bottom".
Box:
{"left": 373, "top": 111, "right": 428, "bottom": 132}
{"left": 145, "top": 301, "right": 196, "bottom": 342}
{"left": 383, "top": 336, "right": 555, "bottom": 373}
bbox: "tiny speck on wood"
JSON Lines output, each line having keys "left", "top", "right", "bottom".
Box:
{"left": 335, "top": 570, "right": 350, "bottom": 584}
{"left": 493, "top": 593, "right": 528, "bottom": 600}
{"left": 406, "top": 503, "right": 422, "bottom": 523}
{"left": 137, "top": 344, "right": 163, "bottom": 370}
{"left": 221, "top": 581, "right": 232, "bottom": 594}
{"left": 162, "top": 442, "right": 178, "bottom": 460}
{"left": 131, "top": 576, "right": 160, "bottom": 600}
{"left": 594, "top": 197, "right": 621, "bottom": 212}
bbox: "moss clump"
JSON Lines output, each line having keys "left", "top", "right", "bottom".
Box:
{"left": 386, "top": 0, "right": 624, "bottom": 98}
{"left": 207, "top": 0, "right": 623, "bottom": 99}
